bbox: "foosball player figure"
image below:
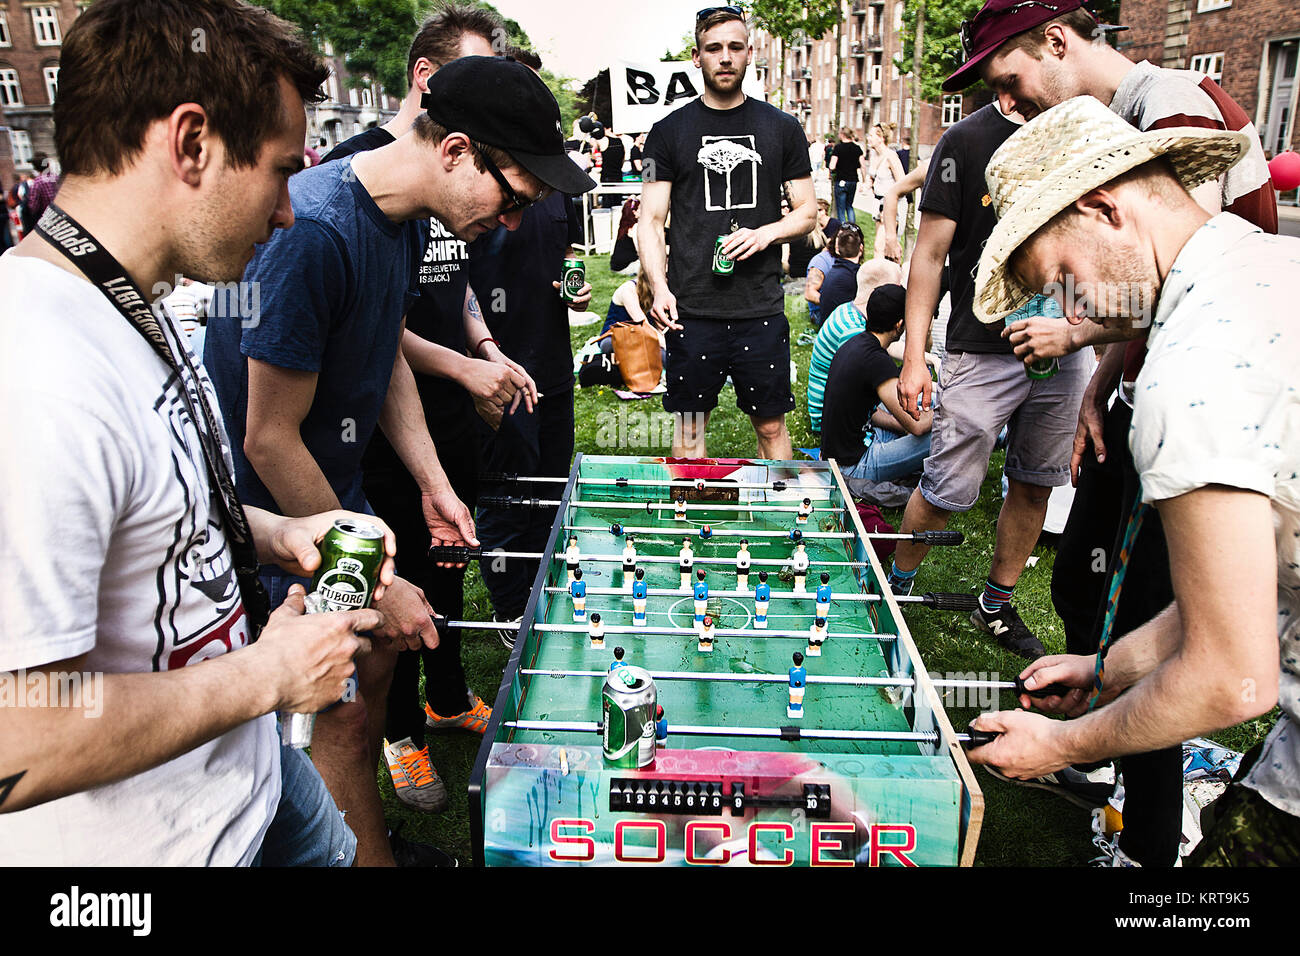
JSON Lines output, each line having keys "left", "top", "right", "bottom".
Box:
{"left": 754, "top": 571, "right": 770, "bottom": 629}
{"left": 609, "top": 646, "right": 626, "bottom": 672}
{"left": 655, "top": 705, "right": 668, "bottom": 748}
{"left": 796, "top": 497, "right": 813, "bottom": 525}
{"left": 570, "top": 568, "right": 587, "bottom": 622}
{"left": 699, "top": 524, "right": 713, "bottom": 541}
{"left": 791, "top": 542, "right": 809, "bottom": 593}
{"left": 693, "top": 568, "right": 709, "bottom": 623}
{"left": 697, "top": 614, "right": 715, "bottom": 653}
{"left": 807, "top": 616, "right": 827, "bottom": 657}
{"left": 674, "top": 495, "right": 687, "bottom": 520}
{"left": 679, "top": 537, "right": 694, "bottom": 589}
{"left": 632, "top": 569, "right": 648, "bottom": 627}
{"left": 621, "top": 535, "right": 637, "bottom": 592}
{"left": 565, "top": 535, "right": 581, "bottom": 583}
{"left": 815, "top": 571, "right": 832, "bottom": 620}
{"left": 788, "top": 652, "right": 806, "bottom": 719}
{"left": 735, "top": 538, "right": 752, "bottom": 592}
{"left": 588, "top": 611, "right": 605, "bottom": 649}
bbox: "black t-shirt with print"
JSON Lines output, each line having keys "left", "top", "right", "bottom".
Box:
{"left": 821, "top": 331, "right": 902, "bottom": 464}
{"left": 919, "top": 103, "right": 1019, "bottom": 354}
{"left": 643, "top": 96, "right": 811, "bottom": 321}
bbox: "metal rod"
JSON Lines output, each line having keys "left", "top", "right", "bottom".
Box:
{"left": 543, "top": 585, "right": 869, "bottom": 601}
{"left": 569, "top": 499, "right": 845, "bottom": 514}
{"left": 564, "top": 523, "right": 853, "bottom": 540}
{"left": 505, "top": 718, "right": 951, "bottom": 744}
{"left": 482, "top": 473, "right": 831, "bottom": 493}
{"left": 519, "top": 667, "right": 1018, "bottom": 693}
{"left": 438, "top": 619, "right": 895, "bottom": 642}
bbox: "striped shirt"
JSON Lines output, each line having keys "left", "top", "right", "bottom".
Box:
{"left": 807, "top": 300, "right": 866, "bottom": 432}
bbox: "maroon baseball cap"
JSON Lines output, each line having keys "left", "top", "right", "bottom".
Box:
{"left": 943, "top": 0, "right": 1111, "bottom": 93}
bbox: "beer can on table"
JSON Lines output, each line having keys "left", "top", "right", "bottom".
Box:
{"left": 602, "top": 665, "right": 657, "bottom": 768}
{"left": 712, "top": 236, "right": 734, "bottom": 276}
{"left": 282, "top": 518, "right": 385, "bottom": 748}
{"left": 561, "top": 258, "right": 586, "bottom": 303}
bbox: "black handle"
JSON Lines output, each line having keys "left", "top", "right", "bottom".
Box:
{"left": 477, "top": 472, "right": 519, "bottom": 485}
{"left": 917, "top": 591, "right": 980, "bottom": 612}
{"left": 915, "top": 530, "right": 963, "bottom": 545}
{"left": 428, "top": 545, "right": 482, "bottom": 562}
{"left": 1013, "top": 675, "right": 1073, "bottom": 699}
{"left": 963, "top": 726, "right": 1000, "bottom": 748}
{"left": 478, "top": 495, "right": 547, "bottom": 510}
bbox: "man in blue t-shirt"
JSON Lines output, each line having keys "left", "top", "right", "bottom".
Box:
{"left": 205, "top": 55, "right": 593, "bottom": 866}
{"left": 639, "top": 7, "right": 816, "bottom": 460}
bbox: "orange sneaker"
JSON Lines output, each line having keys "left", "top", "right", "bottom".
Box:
{"left": 383, "top": 737, "right": 448, "bottom": 813}
{"left": 425, "top": 692, "right": 492, "bottom": 735}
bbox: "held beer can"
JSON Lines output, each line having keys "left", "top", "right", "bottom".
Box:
{"left": 1004, "top": 294, "right": 1061, "bottom": 381}
{"left": 560, "top": 258, "right": 585, "bottom": 303}
{"left": 602, "top": 665, "right": 657, "bottom": 768}
{"left": 712, "top": 236, "right": 734, "bottom": 276}
{"left": 282, "top": 519, "right": 386, "bottom": 749}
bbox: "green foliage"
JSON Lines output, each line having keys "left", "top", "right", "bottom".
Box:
{"left": 541, "top": 68, "right": 581, "bottom": 137}
{"left": 749, "top": 0, "right": 844, "bottom": 45}
{"left": 662, "top": 32, "right": 696, "bottom": 61}
{"left": 259, "top": 0, "right": 422, "bottom": 95}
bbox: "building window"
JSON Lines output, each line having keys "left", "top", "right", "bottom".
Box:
{"left": 0, "top": 68, "right": 22, "bottom": 107}
{"left": 1189, "top": 52, "right": 1224, "bottom": 82}
{"left": 1195, "top": 0, "right": 1230, "bottom": 10}
{"left": 31, "top": 6, "right": 61, "bottom": 46}
{"left": 943, "top": 94, "right": 962, "bottom": 126}
{"left": 0, "top": 11, "right": 10, "bottom": 47}
{"left": 1261, "top": 38, "right": 1298, "bottom": 157}
{"left": 348, "top": 87, "right": 359, "bottom": 107}
{"left": 10, "top": 128, "right": 32, "bottom": 166}
{"left": 361, "top": 87, "right": 373, "bottom": 108}
{"left": 43, "top": 65, "right": 58, "bottom": 104}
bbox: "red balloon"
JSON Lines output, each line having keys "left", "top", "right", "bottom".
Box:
{"left": 1269, "top": 151, "right": 1300, "bottom": 192}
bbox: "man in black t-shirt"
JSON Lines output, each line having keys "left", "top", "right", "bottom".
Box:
{"left": 828, "top": 127, "right": 865, "bottom": 224}
{"left": 889, "top": 101, "right": 1091, "bottom": 660}
{"left": 639, "top": 7, "right": 816, "bottom": 459}
{"left": 821, "top": 284, "right": 931, "bottom": 493}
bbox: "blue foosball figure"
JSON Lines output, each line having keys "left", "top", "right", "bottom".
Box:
{"left": 570, "top": 569, "right": 587, "bottom": 622}
{"left": 632, "top": 569, "right": 648, "bottom": 627}
{"left": 816, "top": 571, "right": 832, "bottom": 620}
{"left": 788, "top": 651, "right": 806, "bottom": 719}
{"left": 655, "top": 705, "right": 668, "bottom": 747}
{"left": 609, "top": 646, "right": 626, "bottom": 671}
{"left": 754, "top": 570, "right": 770, "bottom": 629}
{"left": 693, "top": 569, "right": 708, "bottom": 623}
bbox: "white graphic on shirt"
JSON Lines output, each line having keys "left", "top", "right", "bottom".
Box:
{"left": 698, "top": 136, "right": 762, "bottom": 211}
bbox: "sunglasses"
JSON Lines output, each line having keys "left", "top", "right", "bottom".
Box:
{"left": 697, "top": 5, "right": 744, "bottom": 20}
{"left": 838, "top": 223, "right": 864, "bottom": 235}
{"left": 959, "top": 1, "right": 1062, "bottom": 58}
{"left": 475, "top": 145, "right": 544, "bottom": 214}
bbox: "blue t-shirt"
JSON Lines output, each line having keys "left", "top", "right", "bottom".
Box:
{"left": 205, "top": 159, "right": 418, "bottom": 513}
{"left": 807, "top": 248, "right": 835, "bottom": 279}
{"left": 818, "top": 258, "right": 859, "bottom": 323}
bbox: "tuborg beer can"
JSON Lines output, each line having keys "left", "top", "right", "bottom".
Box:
{"left": 712, "top": 236, "right": 734, "bottom": 276}
{"left": 602, "top": 665, "right": 657, "bottom": 768}
{"left": 561, "top": 258, "right": 586, "bottom": 303}
{"left": 283, "top": 519, "right": 385, "bottom": 749}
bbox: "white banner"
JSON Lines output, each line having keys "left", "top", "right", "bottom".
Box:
{"left": 610, "top": 59, "right": 767, "bottom": 133}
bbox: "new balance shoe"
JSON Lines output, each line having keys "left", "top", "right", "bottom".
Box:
{"left": 970, "top": 602, "right": 1045, "bottom": 660}
{"left": 425, "top": 691, "right": 492, "bottom": 735}
{"left": 982, "top": 763, "right": 1117, "bottom": 810}
{"left": 383, "top": 737, "right": 448, "bottom": 813}
{"left": 388, "top": 828, "right": 459, "bottom": 868}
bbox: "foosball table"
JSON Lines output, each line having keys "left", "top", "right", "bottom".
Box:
{"left": 439, "top": 455, "right": 990, "bottom": 866}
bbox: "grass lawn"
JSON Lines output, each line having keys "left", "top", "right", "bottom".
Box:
{"left": 380, "top": 229, "right": 1275, "bottom": 867}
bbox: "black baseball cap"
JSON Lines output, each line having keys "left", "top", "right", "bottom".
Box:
{"left": 421, "top": 56, "right": 595, "bottom": 195}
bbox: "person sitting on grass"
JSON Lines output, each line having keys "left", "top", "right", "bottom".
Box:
{"left": 821, "top": 284, "right": 933, "bottom": 495}
{"left": 816, "top": 223, "right": 865, "bottom": 325}
{"left": 803, "top": 216, "right": 842, "bottom": 328}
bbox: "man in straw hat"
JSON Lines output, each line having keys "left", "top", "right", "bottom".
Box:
{"left": 965, "top": 95, "right": 1300, "bottom": 866}
{"left": 946, "top": 0, "right": 1277, "bottom": 866}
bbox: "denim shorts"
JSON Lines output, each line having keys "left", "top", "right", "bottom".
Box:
{"left": 254, "top": 739, "right": 356, "bottom": 867}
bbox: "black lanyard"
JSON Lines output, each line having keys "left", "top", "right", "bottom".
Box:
{"left": 33, "top": 204, "right": 270, "bottom": 634}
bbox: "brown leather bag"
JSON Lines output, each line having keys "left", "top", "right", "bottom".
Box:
{"left": 600, "top": 320, "right": 662, "bottom": 392}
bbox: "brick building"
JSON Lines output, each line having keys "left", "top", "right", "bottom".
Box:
{"left": 1118, "top": 0, "right": 1299, "bottom": 156}
{"left": 751, "top": 0, "right": 961, "bottom": 161}
{"left": 308, "top": 41, "right": 400, "bottom": 152}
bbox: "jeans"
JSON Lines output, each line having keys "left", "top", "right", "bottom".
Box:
{"left": 834, "top": 180, "right": 858, "bottom": 224}
{"left": 255, "top": 740, "right": 356, "bottom": 867}
{"left": 840, "top": 427, "right": 930, "bottom": 485}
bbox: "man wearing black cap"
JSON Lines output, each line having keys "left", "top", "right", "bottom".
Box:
{"left": 821, "top": 284, "right": 932, "bottom": 493}
{"left": 205, "top": 56, "right": 592, "bottom": 866}
{"left": 639, "top": 6, "right": 816, "bottom": 459}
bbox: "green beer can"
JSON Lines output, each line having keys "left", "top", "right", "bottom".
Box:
{"left": 602, "top": 665, "right": 657, "bottom": 768}
{"left": 712, "top": 236, "right": 734, "bottom": 276}
{"left": 561, "top": 258, "right": 585, "bottom": 303}
{"left": 1005, "top": 294, "right": 1061, "bottom": 381}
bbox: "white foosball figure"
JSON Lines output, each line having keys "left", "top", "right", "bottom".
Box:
{"left": 674, "top": 495, "right": 687, "bottom": 520}
{"left": 588, "top": 611, "right": 605, "bottom": 649}
{"left": 735, "top": 538, "right": 751, "bottom": 592}
{"left": 697, "top": 615, "right": 715, "bottom": 653}
{"left": 754, "top": 571, "right": 770, "bottom": 629}
{"left": 796, "top": 497, "right": 813, "bottom": 525}
{"left": 570, "top": 568, "right": 587, "bottom": 622}
{"left": 565, "top": 535, "right": 580, "bottom": 584}
{"left": 815, "top": 571, "right": 832, "bottom": 620}
{"left": 791, "top": 542, "right": 809, "bottom": 594}
{"left": 679, "top": 538, "right": 694, "bottom": 590}
{"left": 621, "top": 535, "right": 637, "bottom": 593}
{"left": 807, "top": 616, "right": 827, "bottom": 657}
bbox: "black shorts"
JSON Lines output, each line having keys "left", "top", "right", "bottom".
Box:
{"left": 663, "top": 313, "right": 795, "bottom": 417}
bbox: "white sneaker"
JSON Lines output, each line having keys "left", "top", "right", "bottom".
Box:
{"left": 1090, "top": 808, "right": 1140, "bottom": 867}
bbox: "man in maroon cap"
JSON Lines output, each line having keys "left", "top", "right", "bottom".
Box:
{"left": 944, "top": 0, "right": 1277, "bottom": 867}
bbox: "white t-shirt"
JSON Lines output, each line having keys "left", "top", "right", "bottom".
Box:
{"left": 0, "top": 253, "right": 279, "bottom": 865}
{"left": 1130, "top": 214, "right": 1300, "bottom": 817}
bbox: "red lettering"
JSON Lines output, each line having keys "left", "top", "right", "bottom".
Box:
{"left": 548, "top": 818, "right": 595, "bottom": 862}
{"left": 810, "top": 823, "right": 855, "bottom": 866}
{"left": 684, "top": 821, "right": 732, "bottom": 865}
{"left": 870, "top": 824, "right": 917, "bottom": 867}
{"left": 614, "top": 820, "right": 666, "bottom": 863}
{"left": 748, "top": 822, "right": 794, "bottom": 866}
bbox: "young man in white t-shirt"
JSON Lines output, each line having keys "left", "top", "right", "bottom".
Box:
{"left": 0, "top": 0, "right": 416, "bottom": 866}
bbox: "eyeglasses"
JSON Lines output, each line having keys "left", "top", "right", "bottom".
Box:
{"left": 959, "top": 1, "right": 1062, "bottom": 58}
{"left": 696, "top": 5, "right": 745, "bottom": 20}
{"left": 474, "top": 145, "right": 544, "bottom": 214}
{"left": 838, "top": 223, "right": 864, "bottom": 236}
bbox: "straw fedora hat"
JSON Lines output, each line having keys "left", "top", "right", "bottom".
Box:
{"left": 973, "top": 95, "right": 1250, "bottom": 324}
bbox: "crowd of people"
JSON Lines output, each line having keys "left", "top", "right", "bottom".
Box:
{"left": 0, "top": 0, "right": 1296, "bottom": 870}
